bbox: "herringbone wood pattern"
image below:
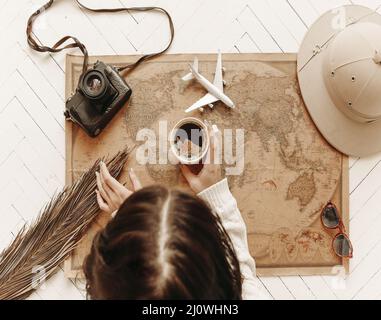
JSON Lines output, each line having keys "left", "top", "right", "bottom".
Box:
{"left": 1, "top": 0, "right": 381, "bottom": 300}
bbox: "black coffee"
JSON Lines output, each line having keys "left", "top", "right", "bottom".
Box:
{"left": 174, "top": 122, "right": 204, "bottom": 160}
{"left": 176, "top": 123, "right": 203, "bottom": 146}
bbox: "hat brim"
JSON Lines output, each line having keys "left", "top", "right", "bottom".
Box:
{"left": 297, "top": 5, "right": 381, "bottom": 157}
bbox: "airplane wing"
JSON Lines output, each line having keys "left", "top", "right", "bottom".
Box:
{"left": 213, "top": 51, "right": 224, "bottom": 92}
{"left": 182, "top": 72, "right": 193, "bottom": 81}
{"left": 182, "top": 57, "right": 199, "bottom": 81}
{"left": 185, "top": 93, "right": 219, "bottom": 113}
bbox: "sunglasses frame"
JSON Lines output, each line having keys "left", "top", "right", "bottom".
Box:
{"left": 320, "top": 201, "right": 353, "bottom": 259}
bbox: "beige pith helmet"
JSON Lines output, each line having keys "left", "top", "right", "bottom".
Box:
{"left": 297, "top": 5, "right": 381, "bottom": 157}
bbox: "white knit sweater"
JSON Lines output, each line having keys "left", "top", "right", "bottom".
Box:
{"left": 198, "top": 178, "right": 271, "bottom": 300}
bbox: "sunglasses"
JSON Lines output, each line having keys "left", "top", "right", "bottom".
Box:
{"left": 320, "top": 202, "right": 353, "bottom": 259}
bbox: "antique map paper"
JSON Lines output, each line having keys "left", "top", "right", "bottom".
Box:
{"left": 65, "top": 53, "right": 348, "bottom": 278}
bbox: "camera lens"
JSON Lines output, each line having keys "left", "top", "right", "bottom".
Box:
{"left": 87, "top": 75, "right": 102, "bottom": 94}
{"left": 81, "top": 70, "right": 107, "bottom": 100}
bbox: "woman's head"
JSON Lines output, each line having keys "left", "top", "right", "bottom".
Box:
{"left": 84, "top": 185, "right": 242, "bottom": 299}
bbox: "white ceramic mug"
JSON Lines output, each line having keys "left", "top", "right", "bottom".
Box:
{"left": 169, "top": 117, "right": 210, "bottom": 165}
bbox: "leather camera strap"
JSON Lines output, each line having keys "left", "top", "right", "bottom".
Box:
{"left": 27, "top": 0, "right": 175, "bottom": 75}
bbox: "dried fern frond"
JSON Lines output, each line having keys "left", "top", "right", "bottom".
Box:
{"left": 0, "top": 149, "right": 130, "bottom": 300}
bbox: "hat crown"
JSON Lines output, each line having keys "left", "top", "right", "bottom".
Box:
{"left": 324, "top": 21, "right": 381, "bottom": 123}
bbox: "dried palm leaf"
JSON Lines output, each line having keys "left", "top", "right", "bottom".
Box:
{"left": 0, "top": 149, "right": 130, "bottom": 300}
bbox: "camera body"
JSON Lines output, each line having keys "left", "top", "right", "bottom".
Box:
{"left": 65, "top": 61, "right": 132, "bottom": 137}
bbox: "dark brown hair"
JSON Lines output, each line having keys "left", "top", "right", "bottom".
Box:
{"left": 83, "top": 185, "right": 242, "bottom": 299}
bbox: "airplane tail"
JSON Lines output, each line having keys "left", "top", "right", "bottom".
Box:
{"left": 182, "top": 57, "right": 198, "bottom": 81}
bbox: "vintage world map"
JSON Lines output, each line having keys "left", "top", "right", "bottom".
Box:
{"left": 65, "top": 53, "right": 347, "bottom": 277}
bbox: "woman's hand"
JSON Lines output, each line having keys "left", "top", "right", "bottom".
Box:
{"left": 180, "top": 124, "right": 223, "bottom": 193}
{"left": 96, "top": 161, "right": 142, "bottom": 214}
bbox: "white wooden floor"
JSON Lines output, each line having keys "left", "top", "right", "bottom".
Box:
{"left": 1, "top": 0, "right": 381, "bottom": 300}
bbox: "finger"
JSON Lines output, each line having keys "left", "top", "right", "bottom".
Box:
{"left": 100, "top": 162, "right": 131, "bottom": 201}
{"left": 100, "top": 161, "right": 123, "bottom": 193}
{"left": 206, "top": 125, "right": 221, "bottom": 164}
{"left": 209, "top": 124, "right": 220, "bottom": 149}
{"left": 99, "top": 167, "right": 115, "bottom": 197}
{"left": 101, "top": 174, "right": 121, "bottom": 207}
{"left": 96, "top": 171, "right": 111, "bottom": 204}
{"left": 180, "top": 164, "right": 196, "bottom": 182}
{"left": 212, "top": 124, "right": 220, "bottom": 141}
{"left": 96, "top": 190, "right": 110, "bottom": 212}
{"left": 201, "top": 122, "right": 213, "bottom": 165}
{"left": 203, "top": 129, "right": 214, "bottom": 164}
{"left": 129, "top": 168, "right": 142, "bottom": 191}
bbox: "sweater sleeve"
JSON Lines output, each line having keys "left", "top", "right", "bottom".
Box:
{"left": 198, "top": 178, "right": 271, "bottom": 300}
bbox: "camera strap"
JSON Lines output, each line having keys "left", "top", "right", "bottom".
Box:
{"left": 27, "top": 0, "right": 175, "bottom": 75}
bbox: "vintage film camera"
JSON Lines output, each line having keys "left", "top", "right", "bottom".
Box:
{"left": 64, "top": 61, "right": 132, "bottom": 137}
{"left": 28, "top": 1, "right": 173, "bottom": 137}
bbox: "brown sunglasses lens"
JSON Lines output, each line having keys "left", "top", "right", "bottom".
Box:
{"left": 322, "top": 204, "right": 340, "bottom": 228}
{"left": 333, "top": 234, "right": 352, "bottom": 258}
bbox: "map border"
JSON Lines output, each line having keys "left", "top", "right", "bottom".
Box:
{"left": 64, "top": 53, "right": 349, "bottom": 279}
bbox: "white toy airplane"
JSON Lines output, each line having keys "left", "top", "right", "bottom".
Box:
{"left": 182, "top": 51, "right": 235, "bottom": 113}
